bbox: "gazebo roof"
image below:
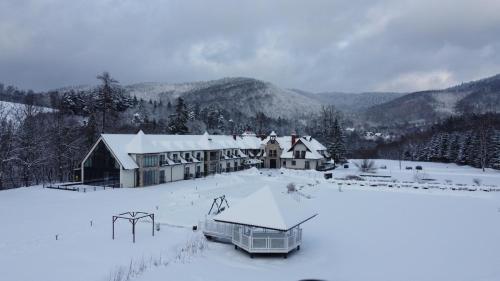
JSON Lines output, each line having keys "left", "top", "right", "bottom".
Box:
{"left": 214, "top": 187, "right": 318, "bottom": 231}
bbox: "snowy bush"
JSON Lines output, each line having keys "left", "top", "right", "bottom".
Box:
{"left": 413, "top": 172, "right": 429, "bottom": 184}
{"left": 473, "top": 178, "right": 482, "bottom": 186}
{"left": 354, "top": 159, "right": 377, "bottom": 173}
{"left": 286, "top": 182, "right": 297, "bottom": 193}
{"left": 107, "top": 234, "right": 207, "bottom": 281}
{"left": 345, "top": 175, "right": 364, "bottom": 181}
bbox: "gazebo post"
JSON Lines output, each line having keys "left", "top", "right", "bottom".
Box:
{"left": 132, "top": 218, "right": 136, "bottom": 243}
{"left": 151, "top": 214, "right": 155, "bottom": 237}
{"left": 112, "top": 212, "right": 155, "bottom": 243}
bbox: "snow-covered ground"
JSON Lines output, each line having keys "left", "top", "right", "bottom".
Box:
{"left": 1, "top": 160, "right": 500, "bottom": 281}
{"left": 0, "top": 100, "right": 54, "bottom": 121}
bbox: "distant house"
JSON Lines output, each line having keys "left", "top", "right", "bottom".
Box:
{"left": 262, "top": 131, "right": 329, "bottom": 170}
{"left": 78, "top": 130, "right": 328, "bottom": 187}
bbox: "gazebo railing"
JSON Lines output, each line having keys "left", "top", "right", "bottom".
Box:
{"left": 232, "top": 225, "right": 302, "bottom": 253}
{"left": 201, "top": 219, "right": 233, "bottom": 240}
{"left": 201, "top": 219, "right": 303, "bottom": 254}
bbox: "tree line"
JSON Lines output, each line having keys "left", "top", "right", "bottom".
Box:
{"left": 374, "top": 113, "right": 500, "bottom": 170}
{"left": 0, "top": 72, "right": 350, "bottom": 189}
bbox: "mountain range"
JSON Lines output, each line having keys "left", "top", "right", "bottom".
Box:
{"left": 3, "top": 74, "right": 500, "bottom": 127}
{"left": 122, "top": 74, "right": 500, "bottom": 125}
{"left": 364, "top": 74, "right": 500, "bottom": 125}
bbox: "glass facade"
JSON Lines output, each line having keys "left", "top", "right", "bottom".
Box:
{"left": 143, "top": 170, "right": 157, "bottom": 186}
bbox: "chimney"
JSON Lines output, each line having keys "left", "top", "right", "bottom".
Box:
{"left": 291, "top": 131, "right": 297, "bottom": 146}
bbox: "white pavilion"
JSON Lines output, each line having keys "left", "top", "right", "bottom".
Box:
{"left": 201, "top": 187, "right": 318, "bottom": 258}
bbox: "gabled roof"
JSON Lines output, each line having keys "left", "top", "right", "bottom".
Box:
{"left": 99, "top": 131, "right": 257, "bottom": 170}
{"left": 101, "top": 134, "right": 139, "bottom": 169}
{"left": 214, "top": 187, "right": 318, "bottom": 231}
{"left": 261, "top": 135, "right": 327, "bottom": 160}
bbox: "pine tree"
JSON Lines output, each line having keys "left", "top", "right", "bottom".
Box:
{"left": 168, "top": 97, "right": 189, "bottom": 134}
{"left": 328, "top": 118, "right": 347, "bottom": 164}
{"left": 489, "top": 130, "right": 500, "bottom": 170}
{"left": 445, "top": 132, "right": 460, "bottom": 163}
{"left": 456, "top": 133, "right": 470, "bottom": 165}
{"left": 94, "top": 72, "right": 131, "bottom": 132}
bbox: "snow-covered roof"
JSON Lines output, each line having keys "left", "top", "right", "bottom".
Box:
{"left": 214, "top": 187, "right": 318, "bottom": 231}
{"left": 99, "top": 131, "right": 261, "bottom": 169}
{"left": 96, "top": 132, "right": 325, "bottom": 170}
{"left": 234, "top": 135, "right": 263, "bottom": 150}
{"left": 245, "top": 158, "right": 262, "bottom": 164}
{"left": 105, "top": 130, "right": 249, "bottom": 155}
{"left": 101, "top": 134, "right": 140, "bottom": 169}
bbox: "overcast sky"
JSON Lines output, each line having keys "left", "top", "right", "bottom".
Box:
{"left": 1, "top": 0, "right": 500, "bottom": 93}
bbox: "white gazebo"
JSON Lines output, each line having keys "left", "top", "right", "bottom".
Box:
{"left": 201, "top": 187, "right": 318, "bottom": 258}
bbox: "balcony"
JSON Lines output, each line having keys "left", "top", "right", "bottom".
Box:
{"left": 294, "top": 152, "right": 306, "bottom": 159}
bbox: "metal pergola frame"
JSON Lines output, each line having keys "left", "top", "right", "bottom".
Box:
{"left": 112, "top": 211, "right": 155, "bottom": 243}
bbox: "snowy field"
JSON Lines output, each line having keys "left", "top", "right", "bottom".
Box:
{"left": 1, "top": 160, "right": 500, "bottom": 281}
{"left": 0, "top": 100, "right": 54, "bottom": 121}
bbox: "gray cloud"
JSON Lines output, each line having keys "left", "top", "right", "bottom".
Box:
{"left": 1, "top": 0, "right": 500, "bottom": 93}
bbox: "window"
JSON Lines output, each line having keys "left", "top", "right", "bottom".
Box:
{"left": 196, "top": 165, "right": 201, "bottom": 174}
{"left": 227, "top": 151, "right": 230, "bottom": 156}
{"left": 283, "top": 161, "right": 286, "bottom": 167}
{"left": 196, "top": 152, "right": 201, "bottom": 160}
{"left": 160, "top": 154, "right": 166, "bottom": 165}
{"left": 185, "top": 153, "right": 190, "bottom": 160}
{"left": 292, "top": 160, "right": 296, "bottom": 166}
{"left": 172, "top": 153, "right": 180, "bottom": 163}
{"left": 295, "top": 151, "right": 300, "bottom": 159}
{"left": 301, "top": 151, "right": 306, "bottom": 159}
{"left": 305, "top": 161, "right": 310, "bottom": 169}
{"left": 159, "top": 170, "right": 165, "bottom": 183}
{"left": 143, "top": 155, "right": 159, "bottom": 167}
{"left": 226, "top": 162, "right": 231, "bottom": 168}
{"left": 269, "top": 149, "right": 277, "bottom": 157}
{"left": 143, "top": 170, "right": 157, "bottom": 186}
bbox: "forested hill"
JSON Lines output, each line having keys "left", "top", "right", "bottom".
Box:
{"left": 51, "top": 77, "right": 323, "bottom": 119}
{"left": 363, "top": 74, "right": 500, "bottom": 125}
{"left": 371, "top": 113, "right": 500, "bottom": 170}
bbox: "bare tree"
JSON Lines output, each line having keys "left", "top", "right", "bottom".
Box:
{"left": 354, "top": 159, "right": 377, "bottom": 173}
